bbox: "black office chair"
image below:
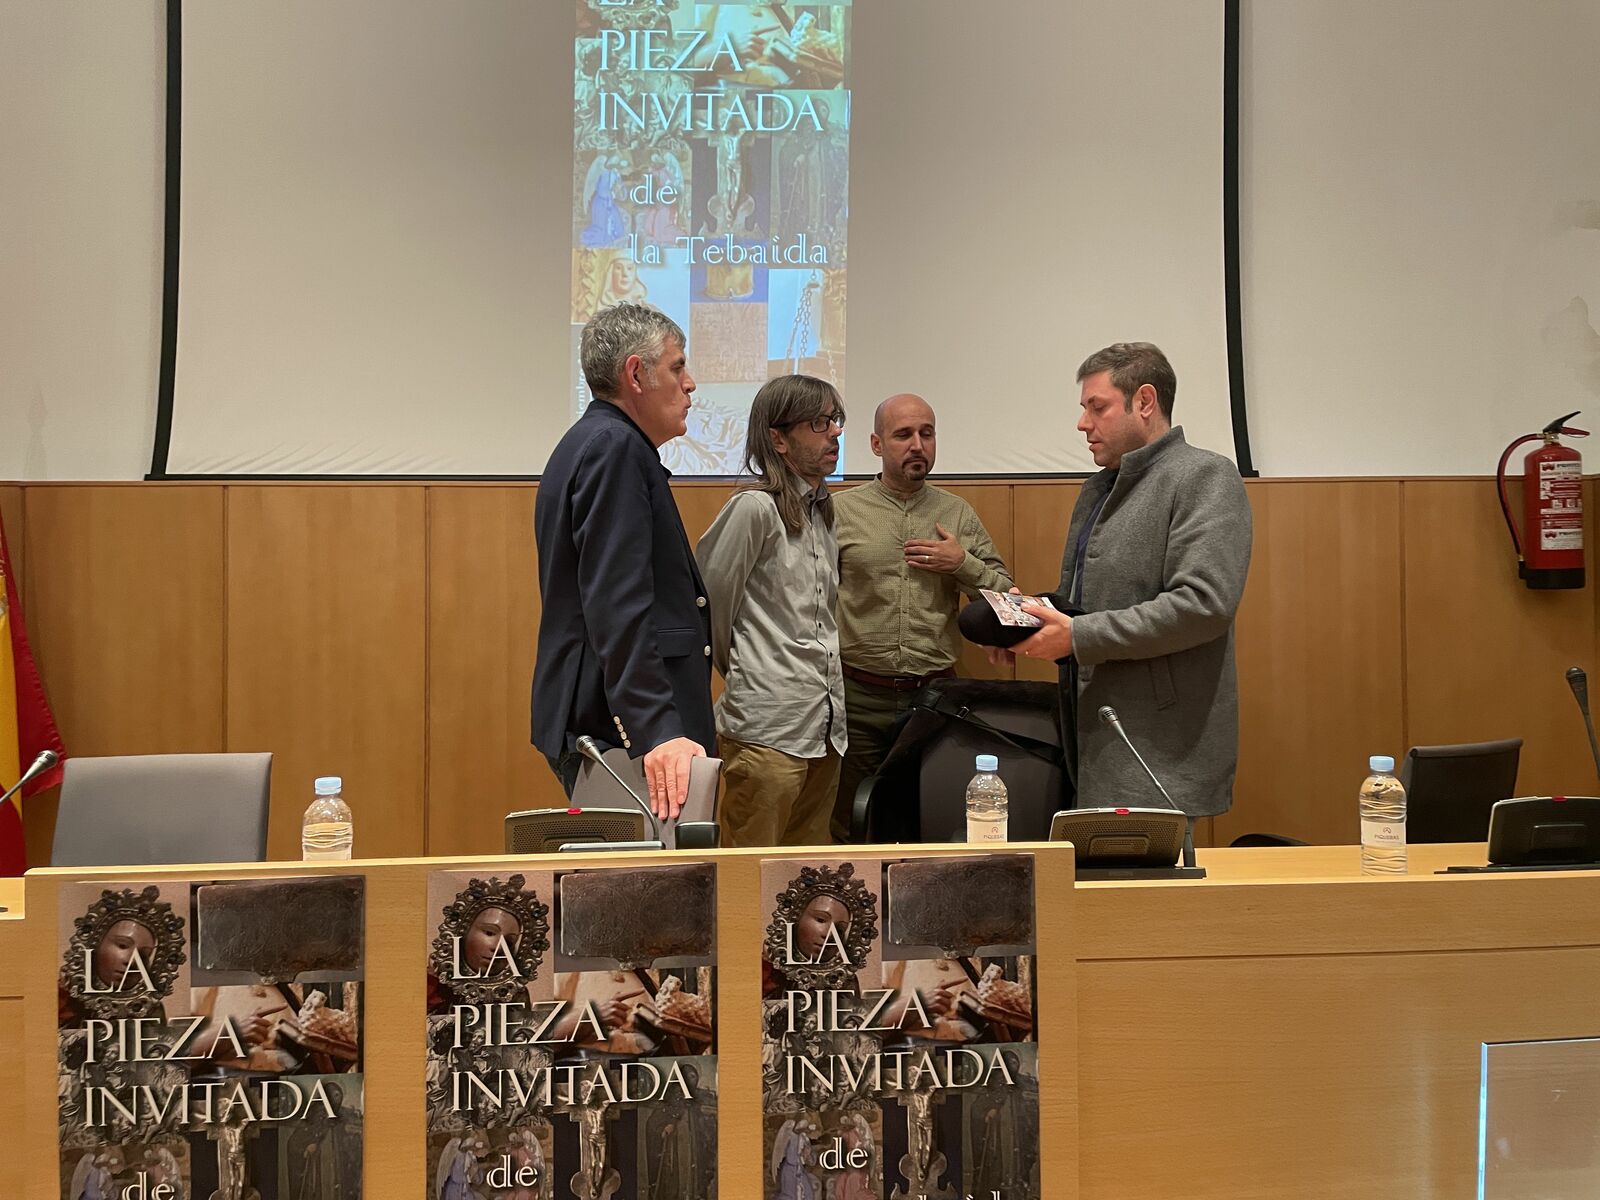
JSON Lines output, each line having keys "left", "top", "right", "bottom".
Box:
{"left": 851, "top": 678, "right": 1066, "bottom": 843}
{"left": 1228, "top": 832, "right": 1309, "bottom": 848}
{"left": 1398, "top": 738, "right": 1522, "bottom": 843}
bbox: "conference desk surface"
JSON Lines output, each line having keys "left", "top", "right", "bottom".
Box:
{"left": 8, "top": 845, "right": 1599, "bottom": 1199}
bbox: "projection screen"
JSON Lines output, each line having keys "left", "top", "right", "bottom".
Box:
{"left": 164, "top": 0, "right": 1233, "bottom": 476}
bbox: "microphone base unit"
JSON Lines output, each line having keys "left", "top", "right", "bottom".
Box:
{"left": 1078, "top": 864, "right": 1207, "bottom": 881}
{"left": 1049, "top": 807, "right": 1201, "bottom": 877}
{"left": 1441, "top": 861, "right": 1600, "bottom": 874}
{"left": 504, "top": 805, "right": 648, "bottom": 855}
{"left": 558, "top": 840, "right": 665, "bottom": 853}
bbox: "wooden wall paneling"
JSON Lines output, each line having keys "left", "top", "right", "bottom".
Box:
{"left": 21, "top": 486, "right": 226, "bottom": 862}
{"left": 226, "top": 487, "right": 426, "bottom": 859}
{"left": 13, "top": 475, "right": 1595, "bottom": 862}
{"left": 1220, "top": 481, "right": 1406, "bottom": 845}
{"left": 672, "top": 481, "right": 738, "bottom": 546}
{"left": 1009, "top": 481, "right": 1082, "bottom": 684}
{"left": 427, "top": 486, "right": 556, "bottom": 855}
{"left": 1403, "top": 480, "right": 1595, "bottom": 797}
{"left": 942, "top": 481, "right": 1016, "bottom": 680}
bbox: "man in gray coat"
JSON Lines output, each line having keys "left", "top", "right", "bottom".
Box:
{"left": 1003, "top": 343, "right": 1252, "bottom": 816}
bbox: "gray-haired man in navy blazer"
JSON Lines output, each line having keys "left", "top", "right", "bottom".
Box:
{"left": 531, "top": 303, "right": 715, "bottom": 818}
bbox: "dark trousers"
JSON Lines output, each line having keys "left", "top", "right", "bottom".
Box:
{"left": 832, "top": 676, "right": 919, "bottom": 841}
{"left": 544, "top": 749, "right": 583, "bottom": 797}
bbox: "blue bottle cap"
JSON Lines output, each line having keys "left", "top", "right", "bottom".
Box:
{"left": 1368, "top": 756, "right": 1394, "bottom": 774}
{"left": 975, "top": 755, "right": 999, "bottom": 772}
{"left": 314, "top": 776, "right": 343, "bottom": 795}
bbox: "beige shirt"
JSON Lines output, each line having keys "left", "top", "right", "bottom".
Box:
{"left": 697, "top": 486, "right": 848, "bottom": 757}
{"left": 833, "top": 479, "right": 1013, "bottom": 677}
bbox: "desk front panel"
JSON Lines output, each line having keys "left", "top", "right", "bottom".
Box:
{"left": 1076, "top": 847, "right": 1600, "bottom": 1199}
{"left": 22, "top": 845, "right": 1077, "bottom": 1199}
{"left": 1, "top": 876, "right": 25, "bottom": 1200}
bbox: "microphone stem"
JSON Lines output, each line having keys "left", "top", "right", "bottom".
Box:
{"left": 1570, "top": 673, "right": 1600, "bottom": 785}
{"left": 1110, "top": 720, "right": 1195, "bottom": 869}
{"left": 581, "top": 741, "right": 662, "bottom": 843}
{"left": 0, "top": 755, "right": 52, "bottom": 808}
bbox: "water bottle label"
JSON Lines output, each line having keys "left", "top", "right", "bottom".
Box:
{"left": 966, "top": 815, "right": 1008, "bottom": 844}
{"left": 1360, "top": 818, "right": 1405, "bottom": 849}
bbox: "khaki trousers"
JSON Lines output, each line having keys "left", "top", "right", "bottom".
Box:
{"left": 717, "top": 735, "right": 841, "bottom": 848}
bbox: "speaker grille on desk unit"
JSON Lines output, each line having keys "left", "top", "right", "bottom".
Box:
{"left": 1085, "top": 834, "right": 1154, "bottom": 858}
{"left": 503, "top": 807, "right": 646, "bottom": 854}
{"left": 1049, "top": 808, "right": 1187, "bottom": 866}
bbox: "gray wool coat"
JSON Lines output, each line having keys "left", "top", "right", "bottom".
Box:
{"left": 1056, "top": 427, "right": 1253, "bottom": 816}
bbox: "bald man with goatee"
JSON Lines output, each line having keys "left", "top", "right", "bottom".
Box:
{"left": 830, "top": 394, "right": 1013, "bottom": 839}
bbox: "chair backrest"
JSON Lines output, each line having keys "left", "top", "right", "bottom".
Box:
{"left": 52, "top": 753, "right": 273, "bottom": 866}
{"left": 916, "top": 681, "right": 1064, "bottom": 842}
{"left": 568, "top": 748, "right": 721, "bottom": 848}
{"left": 1398, "top": 738, "right": 1523, "bottom": 843}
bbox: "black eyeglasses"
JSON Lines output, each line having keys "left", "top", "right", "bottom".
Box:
{"left": 774, "top": 411, "right": 846, "bottom": 434}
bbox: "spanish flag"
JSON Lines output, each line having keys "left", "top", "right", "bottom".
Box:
{"left": 1, "top": 512, "right": 66, "bottom": 875}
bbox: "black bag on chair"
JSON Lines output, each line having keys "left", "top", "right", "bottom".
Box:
{"left": 853, "top": 678, "right": 1069, "bottom": 843}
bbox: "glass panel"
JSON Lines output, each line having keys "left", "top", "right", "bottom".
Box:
{"left": 1481, "top": 1038, "right": 1600, "bottom": 1199}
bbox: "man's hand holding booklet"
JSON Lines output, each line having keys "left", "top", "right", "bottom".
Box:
{"left": 979, "top": 588, "right": 1058, "bottom": 628}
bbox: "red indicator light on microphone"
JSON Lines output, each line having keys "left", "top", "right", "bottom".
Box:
{"left": 1554, "top": 796, "right": 1567, "bottom": 803}
{"left": 567, "top": 807, "right": 582, "bottom": 815}
{"left": 1115, "top": 807, "right": 1130, "bottom": 815}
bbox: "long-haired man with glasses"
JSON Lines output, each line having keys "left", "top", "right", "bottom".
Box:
{"left": 696, "top": 375, "right": 849, "bottom": 847}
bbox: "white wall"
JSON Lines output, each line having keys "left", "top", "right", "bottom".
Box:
{"left": 4, "top": 2, "right": 1598, "bottom": 480}
{"left": 0, "top": 2, "right": 165, "bottom": 481}
{"left": 1240, "top": 0, "right": 1600, "bottom": 475}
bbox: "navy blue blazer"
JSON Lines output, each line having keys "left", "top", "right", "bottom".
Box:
{"left": 531, "top": 401, "right": 715, "bottom": 759}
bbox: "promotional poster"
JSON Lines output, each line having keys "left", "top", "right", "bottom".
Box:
{"left": 760, "top": 854, "right": 1039, "bottom": 1200}
{"left": 55, "top": 875, "right": 366, "bottom": 1200}
{"left": 425, "top": 863, "right": 718, "bottom": 1199}
{"left": 571, "top": 0, "right": 850, "bottom": 473}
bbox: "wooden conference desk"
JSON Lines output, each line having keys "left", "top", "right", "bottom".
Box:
{"left": 9, "top": 844, "right": 1600, "bottom": 1198}
{"left": 0, "top": 875, "right": 24, "bottom": 1200}
{"left": 1076, "top": 843, "right": 1600, "bottom": 1198}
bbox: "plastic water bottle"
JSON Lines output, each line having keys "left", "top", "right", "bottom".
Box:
{"left": 302, "top": 775, "right": 353, "bottom": 861}
{"left": 965, "top": 754, "right": 1008, "bottom": 844}
{"left": 1359, "top": 755, "right": 1407, "bottom": 875}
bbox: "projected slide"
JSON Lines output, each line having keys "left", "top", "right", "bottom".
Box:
{"left": 571, "top": 1, "right": 850, "bottom": 474}
{"left": 171, "top": 1, "right": 1228, "bottom": 477}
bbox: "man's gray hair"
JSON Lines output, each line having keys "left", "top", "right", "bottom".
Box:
{"left": 1076, "top": 342, "right": 1177, "bottom": 419}
{"left": 581, "top": 302, "right": 686, "bottom": 400}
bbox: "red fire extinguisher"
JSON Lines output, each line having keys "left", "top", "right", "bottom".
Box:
{"left": 1497, "top": 412, "right": 1586, "bottom": 589}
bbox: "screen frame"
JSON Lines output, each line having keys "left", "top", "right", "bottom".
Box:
{"left": 147, "top": 0, "right": 1255, "bottom": 481}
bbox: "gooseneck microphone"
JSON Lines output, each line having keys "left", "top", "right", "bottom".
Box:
{"left": 1567, "top": 668, "right": 1600, "bottom": 784}
{"left": 576, "top": 736, "right": 663, "bottom": 845}
{"left": 1097, "top": 706, "right": 1196, "bottom": 869}
{"left": 0, "top": 749, "right": 58, "bottom": 809}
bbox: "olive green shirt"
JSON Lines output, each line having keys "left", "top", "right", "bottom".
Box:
{"left": 833, "top": 479, "right": 1013, "bottom": 677}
